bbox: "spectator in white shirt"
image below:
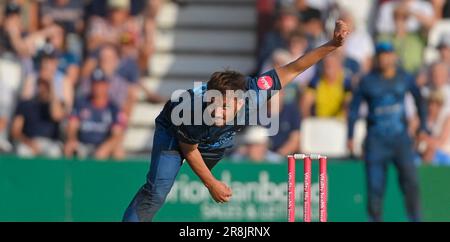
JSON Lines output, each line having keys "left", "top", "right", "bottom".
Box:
{"left": 376, "top": 0, "right": 435, "bottom": 34}
{"left": 340, "top": 10, "right": 375, "bottom": 74}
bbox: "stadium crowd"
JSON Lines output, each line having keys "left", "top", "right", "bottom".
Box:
{"left": 0, "top": 0, "right": 163, "bottom": 160}
{"left": 235, "top": 0, "right": 450, "bottom": 166}
{"left": 0, "top": 0, "right": 449, "bottom": 166}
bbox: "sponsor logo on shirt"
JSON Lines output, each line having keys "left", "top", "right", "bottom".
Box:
{"left": 257, "top": 76, "right": 273, "bottom": 90}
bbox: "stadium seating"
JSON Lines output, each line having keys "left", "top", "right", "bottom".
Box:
{"left": 149, "top": 54, "right": 255, "bottom": 77}
{"left": 157, "top": 2, "right": 256, "bottom": 29}
{"left": 301, "top": 118, "right": 366, "bottom": 159}
{"left": 155, "top": 29, "right": 255, "bottom": 53}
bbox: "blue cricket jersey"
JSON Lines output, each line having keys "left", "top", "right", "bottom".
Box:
{"left": 348, "top": 68, "right": 427, "bottom": 139}
{"left": 155, "top": 69, "right": 282, "bottom": 166}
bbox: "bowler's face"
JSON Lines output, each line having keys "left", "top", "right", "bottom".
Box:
{"left": 209, "top": 97, "right": 243, "bottom": 127}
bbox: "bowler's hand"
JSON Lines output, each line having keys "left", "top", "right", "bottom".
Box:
{"left": 331, "top": 20, "right": 350, "bottom": 47}
{"left": 207, "top": 180, "right": 232, "bottom": 203}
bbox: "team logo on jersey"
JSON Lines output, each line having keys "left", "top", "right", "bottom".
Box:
{"left": 257, "top": 76, "right": 273, "bottom": 90}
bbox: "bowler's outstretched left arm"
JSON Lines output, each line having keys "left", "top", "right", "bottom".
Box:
{"left": 275, "top": 20, "right": 350, "bottom": 88}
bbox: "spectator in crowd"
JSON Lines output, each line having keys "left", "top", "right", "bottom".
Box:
{"left": 64, "top": 69, "right": 126, "bottom": 160}
{"left": 348, "top": 42, "right": 427, "bottom": 222}
{"left": 0, "top": 2, "right": 29, "bottom": 152}
{"left": 39, "top": 0, "right": 85, "bottom": 59}
{"left": 11, "top": 77, "right": 65, "bottom": 158}
{"left": 378, "top": 3, "right": 426, "bottom": 74}
{"left": 79, "top": 44, "right": 136, "bottom": 159}
{"left": 117, "top": 29, "right": 142, "bottom": 84}
{"left": 231, "top": 126, "right": 283, "bottom": 164}
{"left": 30, "top": 43, "right": 73, "bottom": 113}
{"left": 417, "top": 90, "right": 450, "bottom": 165}
{"left": 261, "top": 31, "right": 316, "bottom": 87}
{"left": 48, "top": 23, "right": 81, "bottom": 88}
{"left": 431, "top": 0, "right": 450, "bottom": 19}
{"left": 80, "top": 44, "right": 138, "bottom": 117}
{"left": 1, "top": 0, "right": 40, "bottom": 33}
{"left": 286, "top": 31, "right": 318, "bottom": 86}
{"left": 86, "top": 0, "right": 140, "bottom": 51}
{"left": 340, "top": 10, "right": 375, "bottom": 74}
{"left": 139, "top": 0, "right": 162, "bottom": 74}
{"left": 301, "top": 51, "right": 352, "bottom": 119}
{"left": 0, "top": 86, "right": 13, "bottom": 151}
{"left": 376, "top": 0, "right": 436, "bottom": 35}
{"left": 85, "top": 0, "right": 160, "bottom": 18}
{"left": 417, "top": 33, "right": 450, "bottom": 88}
{"left": 421, "top": 62, "right": 450, "bottom": 111}
{"left": 258, "top": 7, "right": 299, "bottom": 72}
{"left": 116, "top": 34, "right": 166, "bottom": 104}
{"left": 0, "top": 110, "right": 11, "bottom": 152}
{"left": 0, "top": 2, "right": 32, "bottom": 58}
{"left": 300, "top": 6, "right": 328, "bottom": 48}
{"left": 87, "top": 0, "right": 161, "bottom": 75}
{"left": 86, "top": 0, "right": 153, "bottom": 75}
{"left": 267, "top": 87, "right": 301, "bottom": 156}
{"left": 0, "top": 119, "right": 11, "bottom": 152}
{"left": 40, "top": 0, "right": 84, "bottom": 33}
{"left": 417, "top": 90, "right": 450, "bottom": 166}
{"left": 295, "top": 0, "right": 322, "bottom": 24}
{"left": 436, "top": 33, "right": 450, "bottom": 66}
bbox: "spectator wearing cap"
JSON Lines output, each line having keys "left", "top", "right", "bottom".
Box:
{"left": 231, "top": 126, "right": 283, "bottom": 164}
{"left": 80, "top": 44, "right": 137, "bottom": 158}
{"left": 417, "top": 90, "right": 450, "bottom": 166}
{"left": 257, "top": 7, "right": 299, "bottom": 72}
{"left": 378, "top": 3, "right": 426, "bottom": 74}
{"left": 65, "top": 69, "right": 126, "bottom": 160}
{"left": 11, "top": 77, "right": 65, "bottom": 158}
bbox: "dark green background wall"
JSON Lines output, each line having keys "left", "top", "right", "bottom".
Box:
{"left": 0, "top": 155, "right": 449, "bottom": 222}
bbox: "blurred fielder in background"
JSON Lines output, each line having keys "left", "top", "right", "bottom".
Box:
{"left": 348, "top": 42, "right": 427, "bottom": 222}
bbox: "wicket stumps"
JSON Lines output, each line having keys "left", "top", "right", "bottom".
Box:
{"left": 287, "top": 154, "right": 328, "bottom": 222}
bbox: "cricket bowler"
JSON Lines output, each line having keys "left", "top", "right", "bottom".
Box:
{"left": 122, "top": 20, "right": 350, "bottom": 222}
